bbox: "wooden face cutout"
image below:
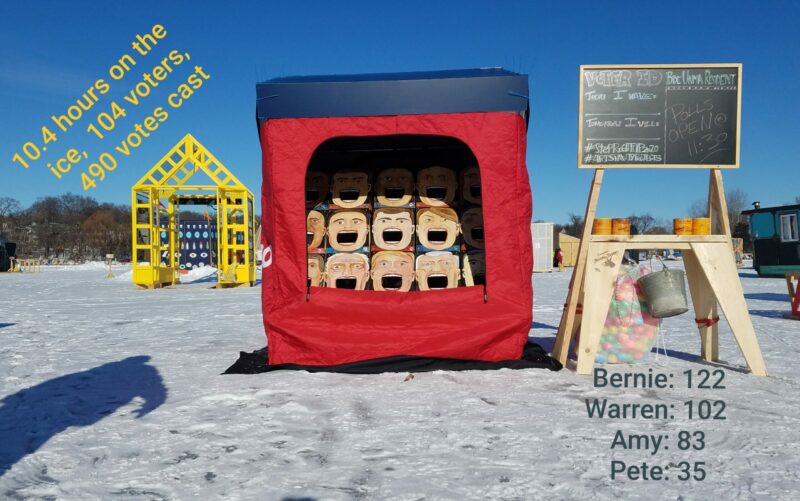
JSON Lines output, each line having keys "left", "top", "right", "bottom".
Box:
{"left": 417, "top": 166, "right": 456, "bottom": 206}
{"left": 325, "top": 252, "right": 369, "bottom": 290}
{"left": 461, "top": 166, "right": 481, "bottom": 205}
{"left": 415, "top": 252, "right": 460, "bottom": 290}
{"left": 305, "top": 171, "right": 329, "bottom": 208}
{"left": 327, "top": 210, "right": 369, "bottom": 252}
{"left": 306, "top": 210, "right": 325, "bottom": 251}
{"left": 463, "top": 252, "right": 485, "bottom": 287}
{"left": 307, "top": 255, "right": 325, "bottom": 287}
{"left": 371, "top": 251, "right": 414, "bottom": 291}
{"left": 417, "top": 208, "right": 459, "bottom": 250}
{"left": 372, "top": 209, "right": 414, "bottom": 250}
{"left": 375, "top": 167, "right": 413, "bottom": 206}
{"left": 331, "top": 170, "right": 369, "bottom": 208}
{"left": 460, "top": 208, "right": 484, "bottom": 249}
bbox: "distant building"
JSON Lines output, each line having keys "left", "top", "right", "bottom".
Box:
{"left": 741, "top": 203, "right": 800, "bottom": 277}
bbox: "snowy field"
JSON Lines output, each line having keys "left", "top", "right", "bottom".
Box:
{"left": 1, "top": 263, "right": 799, "bottom": 500}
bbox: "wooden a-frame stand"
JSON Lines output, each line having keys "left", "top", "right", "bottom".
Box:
{"left": 552, "top": 168, "right": 767, "bottom": 376}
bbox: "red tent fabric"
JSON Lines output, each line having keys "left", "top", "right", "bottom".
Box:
{"left": 259, "top": 112, "right": 532, "bottom": 366}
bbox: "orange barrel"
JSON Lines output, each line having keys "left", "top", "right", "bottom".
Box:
{"left": 592, "top": 218, "right": 612, "bottom": 235}
{"left": 673, "top": 218, "right": 693, "bottom": 235}
{"left": 612, "top": 218, "right": 631, "bottom": 235}
{"left": 692, "top": 217, "right": 711, "bottom": 235}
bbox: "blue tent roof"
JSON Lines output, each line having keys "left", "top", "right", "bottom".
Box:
{"left": 256, "top": 68, "right": 529, "bottom": 124}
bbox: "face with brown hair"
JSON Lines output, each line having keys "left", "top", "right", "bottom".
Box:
{"left": 416, "top": 252, "right": 460, "bottom": 290}
{"left": 417, "top": 207, "right": 459, "bottom": 250}
{"left": 325, "top": 252, "right": 370, "bottom": 290}
{"left": 462, "top": 252, "right": 485, "bottom": 287}
{"left": 328, "top": 210, "right": 369, "bottom": 252}
{"left": 375, "top": 167, "right": 413, "bottom": 206}
{"left": 460, "top": 208, "right": 485, "bottom": 249}
{"left": 461, "top": 165, "right": 481, "bottom": 205}
{"left": 307, "top": 255, "right": 325, "bottom": 287}
{"left": 306, "top": 210, "right": 325, "bottom": 251}
{"left": 372, "top": 209, "right": 414, "bottom": 250}
{"left": 371, "top": 251, "right": 414, "bottom": 291}
{"left": 305, "top": 171, "right": 329, "bottom": 208}
{"left": 417, "top": 166, "right": 456, "bottom": 206}
{"left": 331, "top": 170, "right": 370, "bottom": 208}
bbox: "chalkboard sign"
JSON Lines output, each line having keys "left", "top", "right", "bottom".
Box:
{"left": 578, "top": 64, "right": 741, "bottom": 168}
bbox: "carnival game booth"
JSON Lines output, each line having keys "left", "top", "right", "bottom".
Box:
{"left": 256, "top": 69, "right": 539, "bottom": 368}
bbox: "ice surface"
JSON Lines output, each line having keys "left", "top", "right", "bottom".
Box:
{"left": 1, "top": 263, "right": 798, "bottom": 499}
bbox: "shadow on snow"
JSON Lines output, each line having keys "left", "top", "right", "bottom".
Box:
{"left": 0, "top": 355, "right": 167, "bottom": 477}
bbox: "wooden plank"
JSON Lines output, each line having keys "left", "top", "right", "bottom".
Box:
{"left": 692, "top": 242, "right": 767, "bottom": 376}
{"left": 589, "top": 235, "right": 729, "bottom": 243}
{"left": 709, "top": 169, "right": 732, "bottom": 237}
{"left": 575, "top": 243, "right": 624, "bottom": 374}
{"left": 553, "top": 169, "right": 604, "bottom": 363}
{"left": 683, "top": 248, "right": 719, "bottom": 361}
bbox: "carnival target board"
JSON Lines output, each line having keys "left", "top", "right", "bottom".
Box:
{"left": 256, "top": 69, "right": 533, "bottom": 367}
{"left": 578, "top": 64, "right": 741, "bottom": 168}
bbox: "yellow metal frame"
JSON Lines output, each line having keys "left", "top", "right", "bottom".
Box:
{"left": 131, "top": 134, "right": 256, "bottom": 289}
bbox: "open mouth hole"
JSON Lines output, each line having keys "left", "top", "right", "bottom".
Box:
{"left": 305, "top": 190, "right": 319, "bottom": 203}
{"left": 425, "top": 186, "right": 447, "bottom": 200}
{"left": 339, "top": 190, "right": 360, "bottom": 202}
{"left": 427, "top": 275, "right": 448, "bottom": 289}
{"left": 381, "top": 275, "right": 403, "bottom": 289}
{"left": 307, "top": 278, "right": 312, "bottom": 288}
{"left": 306, "top": 232, "right": 315, "bottom": 245}
{"left": 471, "top": 227, "right": 484, "bottom": 241}
{"left": 336, "top": 278, "right": 357, "bottom": 289}
{"left": 382, "top": 229, "right": 403, "bottom": 243}
{"left": 472, "top": 274, "right": 486, "bottom": 286}
{"left": 336, "top": 232, "right": 358, "bottom": 244}
{"left": 427, "top": 229, "right": 448, "bottom": 244}
{"left": 469, "top": 186, "right": 481, "bottom": 198}
{"left": 384, "top": 187, "right": 405, "bottom": 199}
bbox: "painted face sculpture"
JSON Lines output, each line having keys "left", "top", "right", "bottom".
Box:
{"left": 307, "top": 255, "right": 325, "bottom": 287}
{"left": 372, "top": 208, "right": 414, "bottom": 250}
{"left": 463, "top": 252, "right": 486, "bottom": 287}
{"left": 325, "top": 252, "right": 370, "bottom": 290}
{"left": 327, "top": 210, "right": 369, "bottom": 252}
{"left": 417, "top": 207, "right": 459, "bottom": 250}
{"left": 306, "top": 210, "right": 325, "bottom": 251}
{"left": 417, "top": 166, "right": 456, "bottom": 206}
{"left": 461, "top": 165, "right": 482, "bottom": 205}
{"left": 460, "top": 208, "right": 485, "bottom": 249}
{"left": 331, "top": 170, "right": 370, "bottom": 208}
{"left": 371, "top": 251, "right": 414, "bottom": 292}
{"left": 416, "top": 251, "right": 460, "bottom": 290}
{"left": 375, "top": 167, "right": 414, "bottom": 206}
{"left": 305, "top": 170, "right": 329, "bottom": 208}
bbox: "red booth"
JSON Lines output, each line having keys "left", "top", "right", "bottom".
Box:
{"left": 256, "top": 69, "right": 535, "bottom": 368}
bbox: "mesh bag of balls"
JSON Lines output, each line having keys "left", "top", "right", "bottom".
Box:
{"left": 595, "top": 264, "right": 661, "bottom": 364}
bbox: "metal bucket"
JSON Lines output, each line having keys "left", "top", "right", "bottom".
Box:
{"left": 638, "top": 268, "right": 689, "bottom": 318}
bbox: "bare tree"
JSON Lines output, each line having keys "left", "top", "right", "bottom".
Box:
{"left": 726, "top": 188, "right": 748, "bottom": 227}
{"left": 688, "top": 198, "right": 707, "bottom": 217}
{"left": 563, "top": 213, "right": 584, "bottom": 237}
{"left": 688, "top": 189, "right": 749, "bottom": 226}
{"left": 0, "top": 197, "right": 21, "bottom": 219}
{"left": 629, "top": 213, "right": 656, "bottom": 234}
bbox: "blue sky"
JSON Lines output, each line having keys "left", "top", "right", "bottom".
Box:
{"left": 1, "top": 0, "right": 798, "bottom": 223}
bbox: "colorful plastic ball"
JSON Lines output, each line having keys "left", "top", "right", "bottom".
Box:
{"left": 608, "top": 354, "right": 618, "bottom": 364}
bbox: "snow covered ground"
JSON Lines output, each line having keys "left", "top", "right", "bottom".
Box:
{"left": 1, "top": 263, "right": 798, "bottom": 500}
